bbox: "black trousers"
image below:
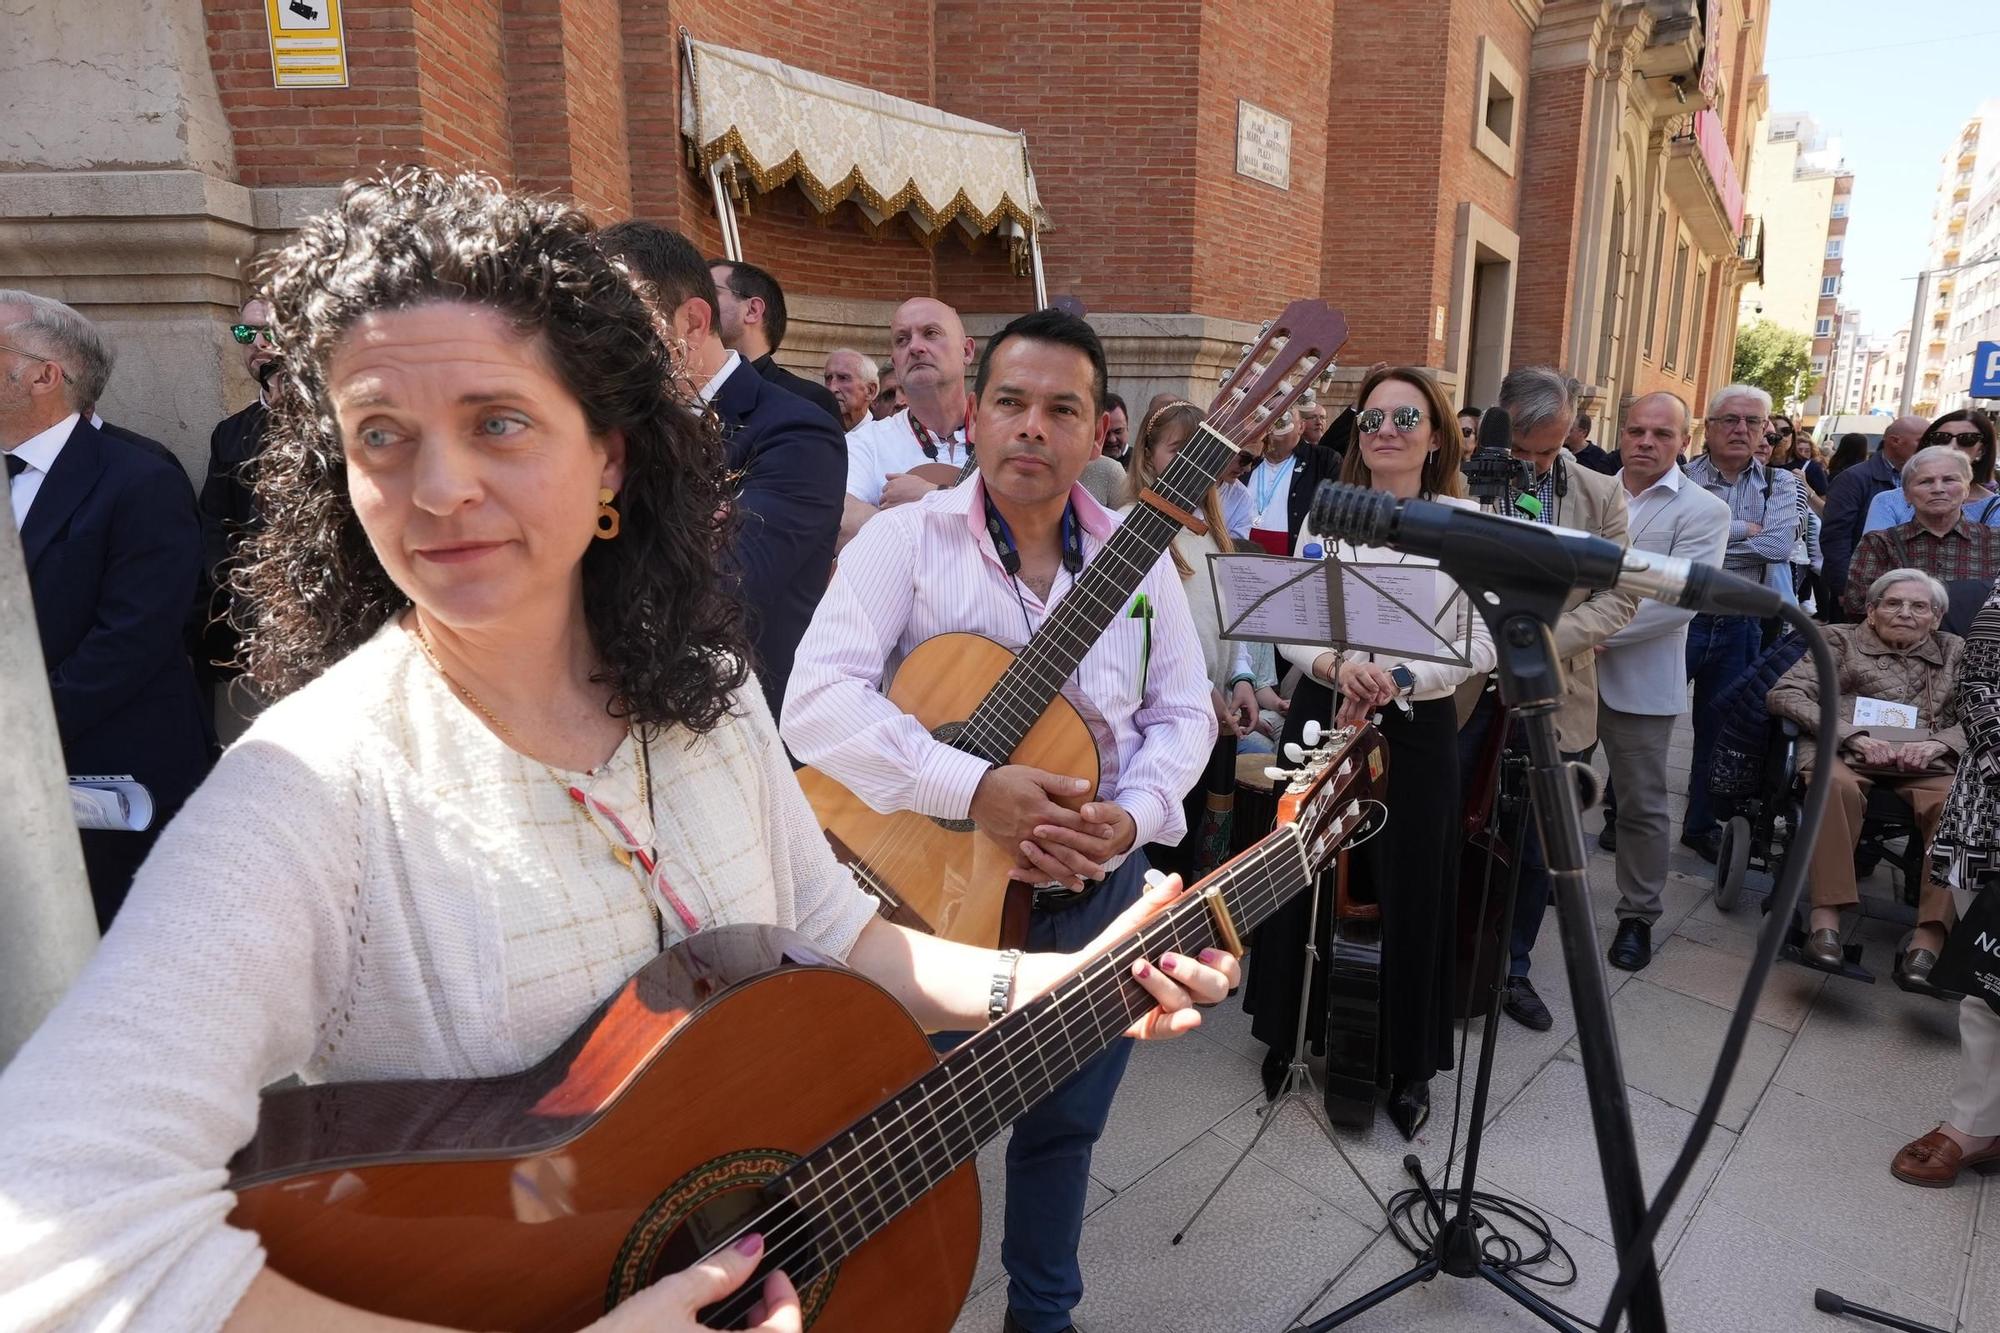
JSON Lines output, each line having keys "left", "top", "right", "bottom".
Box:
{"left": 1244, "top": 675, "right": 1462, "bottom": 1084}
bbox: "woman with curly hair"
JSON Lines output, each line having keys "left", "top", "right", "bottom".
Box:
{"left": 0, "top": 169, "right": 1233, "bottom": 1333}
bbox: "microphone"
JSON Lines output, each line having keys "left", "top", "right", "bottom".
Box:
{"left": 1462, "top": 403, "right": 1530, "bottom": 513}
{"left": 1307, "top": 479, "right": 1782, "bottom": 618}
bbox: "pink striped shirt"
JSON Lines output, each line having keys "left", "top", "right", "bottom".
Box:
{"left": 781, "top": 476, "right": 1217, "bottom": 853}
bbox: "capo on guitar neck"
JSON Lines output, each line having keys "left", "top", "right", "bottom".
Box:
{"left": 1202, "top": 884, "right": 1246, "bottom": 958}
{"left": 1139, "top": 487, "right": 1209, "bottom": 537}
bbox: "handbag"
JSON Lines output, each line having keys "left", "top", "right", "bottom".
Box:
{"left": 1931, "top": 885, "right": 2000, "bottom": 1014}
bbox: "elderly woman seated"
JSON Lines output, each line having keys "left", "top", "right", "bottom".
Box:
{"left": 1842, "top": 444, "right": 2000, "bottom": 621}
{"left": 1769, "top": 568, "right": 1966, "bottom": 987}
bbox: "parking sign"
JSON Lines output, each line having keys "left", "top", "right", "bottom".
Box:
{"left": 1974, "top": 341, "right": 2000, "bottom": 399}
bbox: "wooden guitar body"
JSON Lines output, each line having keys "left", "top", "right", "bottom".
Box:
{"left": 904, "top": 460, "right": 972, "bottom": 489}
{"left": 795, "top": 632, "right": 1102, "bottom": 949}
{"left": 228, "top": 926, "right": 978, "bottom": 1333}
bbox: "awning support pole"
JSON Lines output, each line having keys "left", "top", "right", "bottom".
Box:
{"left": 1030, "top": 230, "right": 1048, "bottom": 309}
{"left": 708, "top": 161, "right": 743, "bottom": 261}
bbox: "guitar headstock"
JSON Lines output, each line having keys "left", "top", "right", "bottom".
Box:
{"left": 1206, "top": 301, "right": 1350, "bottom": 449}
{"left": 1271, "top": 721, "right": 1385, "bottom": 876}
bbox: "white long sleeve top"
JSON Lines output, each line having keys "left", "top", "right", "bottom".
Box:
{"left": 1277, "top": 493, "right": 1497, "bottom": 700}
{"left": 0, "top": 623, "right": 877, "bottom": 1332}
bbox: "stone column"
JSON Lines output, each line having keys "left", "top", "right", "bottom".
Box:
{"left": 0, "top": 0, "right": 331, "bottom": 483}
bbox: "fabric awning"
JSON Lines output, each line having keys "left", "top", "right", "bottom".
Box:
{"left": 679, "top": 35, "right": 1049, "bottom": 270}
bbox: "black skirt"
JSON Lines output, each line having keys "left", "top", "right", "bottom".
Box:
{"left": 1244, "top": 674, "right": 1462, "bottom": 1084}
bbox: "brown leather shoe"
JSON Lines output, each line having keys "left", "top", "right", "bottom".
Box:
{"left": 1891, "top": 1128, "right": 2000, "bottom": 1188}
{"left": 1801, "top": 928, "right": 1843, "bottom": 967}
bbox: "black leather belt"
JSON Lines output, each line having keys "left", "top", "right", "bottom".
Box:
{"left": 1032, "top": 878, "right": 1105, "bottom": 914}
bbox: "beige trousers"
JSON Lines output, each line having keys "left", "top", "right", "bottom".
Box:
{"left": 1952, "top": 998, "right": 2000, "bottom": 1138}
{"left": 1799, "top": 755, "right": 1955, "bottom": 929}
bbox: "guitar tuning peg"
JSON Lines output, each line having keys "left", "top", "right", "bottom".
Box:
{"left": 1302, "top": 720, "right": 1323, "bottom": 747}
{"left": 1263, "top": 766, "right": 1298, "bottom": 783}
{"left": 1282, "top": 742, "right": 1305, "bottom": 765}
{"left": 1259, "top": 319, "right": 1273, "bottom": 334}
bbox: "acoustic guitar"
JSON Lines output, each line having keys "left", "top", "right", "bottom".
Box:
{"left": 229, "top": 724, "right": 1385, "bottom": 1332}
{"left": 797, "top": 301, "right": 1350, "bottom": 948}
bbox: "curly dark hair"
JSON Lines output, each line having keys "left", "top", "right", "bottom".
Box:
{"left": 234, "top": 166, "right": 747, "bottom": 735}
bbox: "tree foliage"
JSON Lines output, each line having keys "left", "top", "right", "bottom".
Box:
{"left": 1732, "top": 319, "right": 1814, "bottom": 409}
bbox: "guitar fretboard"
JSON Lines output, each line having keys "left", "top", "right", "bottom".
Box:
{"left": 774, "top": 824, "right": 1313, "bottom": 1291}
{"left": 953, "top": 423, "right": 1241, "bottom": 763}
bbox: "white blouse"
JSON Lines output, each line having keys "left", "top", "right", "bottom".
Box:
{"left": 1278, "top": 493, "right": 1497, "bottom": 701}
{"left": 0, "top": 623, "right": 878, "bottom": 1331}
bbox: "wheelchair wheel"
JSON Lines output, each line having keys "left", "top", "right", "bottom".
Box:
{"left": 1715, "top": 816, "right": 1752, "bottom": 912}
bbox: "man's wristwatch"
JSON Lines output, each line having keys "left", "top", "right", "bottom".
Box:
{"left": 1388, "top": 665, "right": 1417, "bottom": 697}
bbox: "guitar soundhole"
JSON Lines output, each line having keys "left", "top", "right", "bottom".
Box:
{"left": 926, "top": 721, "right": 977, "bottom": 831}
{"left": 607, "top": 1148, "right": 838, "bottom": 1328}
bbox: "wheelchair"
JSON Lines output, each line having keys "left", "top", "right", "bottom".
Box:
{"left": 1710, "top": 718, "right": 1952, "bottom": 998}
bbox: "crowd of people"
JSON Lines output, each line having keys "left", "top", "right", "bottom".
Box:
{"left": 2, "top": 164, "right": 1999, "bottom": 1332}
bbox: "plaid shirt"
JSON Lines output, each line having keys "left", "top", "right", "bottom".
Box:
{"left": 1527, "top": 463, "right": 1557, "bottom": 524}
{"left": 1840, "top": 516, "right": 2000, "bottom": 620}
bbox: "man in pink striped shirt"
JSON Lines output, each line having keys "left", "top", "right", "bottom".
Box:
{"left": 784, "top": 307, "right": 1215, "bottom": 1333}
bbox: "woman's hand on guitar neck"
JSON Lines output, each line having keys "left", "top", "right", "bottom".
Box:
{"left": 1014, "top": 874, "right": 1242, "bottom": 1039}
{"left": 593, "top": 1231, "right": 802, "bottom": 1332}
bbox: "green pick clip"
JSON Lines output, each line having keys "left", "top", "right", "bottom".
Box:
{"left": 1128, "top": 593, "right": 1153, "bottom": 698}
{"left": 1514, "top": 493, "right": 1544, "bottom": 519}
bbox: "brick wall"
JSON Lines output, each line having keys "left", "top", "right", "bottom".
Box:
{"left": 1510, "top": 63, "right": 1590, "bottom": 372}
{"left": 204, "top": 0, "right": 426, "bottom": 188}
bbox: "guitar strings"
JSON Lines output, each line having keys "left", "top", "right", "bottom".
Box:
{"left": 702, "top": 814, "right": 1359, "bottom": 1327}
{"left": 701, "top": 843, "right": 1295, "bottom": 1324}
{"left": 700, "top": 834, "right": 1309, "bottom": 1326}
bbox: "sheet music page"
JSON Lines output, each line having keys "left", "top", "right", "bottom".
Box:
{"left": 1339, "top": 565, "right": 1446, "bottom": 657}
{"left": 1210, "top": 554, "right": 1335, "bottom": 643}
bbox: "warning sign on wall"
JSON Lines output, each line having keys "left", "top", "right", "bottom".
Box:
{"left": 263, "top": 0, "right": 349, "bottom": 89}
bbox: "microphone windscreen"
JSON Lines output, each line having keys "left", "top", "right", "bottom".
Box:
{"left": 1474, "top": 402, "right": 1513, "bottom": 457}
{"left": 1307, "top": 480, "right": 1395, "bottom": 546}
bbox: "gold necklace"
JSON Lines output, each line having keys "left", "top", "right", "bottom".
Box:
{"left": 409, "top": 621, "right": 653, "bottom": 874}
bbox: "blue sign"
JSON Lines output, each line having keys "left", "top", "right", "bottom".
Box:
{"left": 1974, "top": 341, "right": 2000, "bottom": 399}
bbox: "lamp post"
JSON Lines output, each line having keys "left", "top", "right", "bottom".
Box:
{"left": 1899, "top": 254, "right": 2000, "bottom": 415}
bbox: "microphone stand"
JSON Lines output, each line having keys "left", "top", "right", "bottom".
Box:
{"left": 1300, "top": 452, "right": 1669, "bottom": 1333}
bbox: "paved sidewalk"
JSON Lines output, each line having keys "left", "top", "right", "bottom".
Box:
{"left": 951, "top": 718, "right": 1997, "bottom": 1332}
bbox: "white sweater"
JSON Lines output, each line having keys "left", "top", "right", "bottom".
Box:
{"left": 0, "top": 624, "right": 878, "bottom": 1332}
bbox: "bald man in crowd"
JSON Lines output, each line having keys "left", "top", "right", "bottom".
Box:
{"left": 822, "top": 347, "right": 880, "bottom": 434}
{"left": 1823, "top": 413, "right": 1928, "bottom": 616}
{"left": 840, "top": 297, "right": 976, "bottom": 549}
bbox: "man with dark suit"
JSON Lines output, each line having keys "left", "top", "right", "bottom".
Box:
{"left": 1, "top": 290, "right": 211, "bottom": 928}
{"left": 198, "top": 297, "right": 278, "bottom": 684}
{"left": 606, "top": 228, "right": 845, "bottom": 724}
{"left": 1822, "top": 414, "right": 1925, "bottom": 616}
{"left": 708, "top": 258, "right": 846, "bottom": 430}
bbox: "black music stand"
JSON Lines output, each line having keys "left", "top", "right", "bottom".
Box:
{"left": 1171, "top": 557, "right": 1477, "bottom": 1247}
{"left": 1296, "top": 571, "right": 1669, "bottom": 1333}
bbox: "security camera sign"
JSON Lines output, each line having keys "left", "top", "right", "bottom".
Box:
{"left": 1974, "top": 341, "right": 2000, "bottom": 400}
{"left": 263, "top": 0, "right": 348, "bottom": 88}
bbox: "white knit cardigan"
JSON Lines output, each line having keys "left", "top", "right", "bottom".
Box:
{"left": 0, "top": 625, "right": 878, "bottom": 1331}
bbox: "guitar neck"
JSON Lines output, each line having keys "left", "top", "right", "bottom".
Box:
{"left": 776, "top": 826, "right": 1310, "bottom": 1275}
{"left": 954, "top": 423, "right": 1241, "bottom": 763}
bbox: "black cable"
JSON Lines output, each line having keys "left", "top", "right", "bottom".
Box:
{"left": 1380, "top": 1181, "right": 1604, "bottom": 1331}
{"left": 1597, "top": 601, "right": 1839, "bottom": 1329}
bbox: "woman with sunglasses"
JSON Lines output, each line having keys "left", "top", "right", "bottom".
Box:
{"left": 1861, "top": 410, "right": 2000, "bottom": 536}
{"left": 1243, "top": 367, "right": 1495, "bottom": 1139}
{"left": 1769, "top": 413, "right": 1827, "bottom": 504}
{"left": 0, "top": 170, "right": 1237, "bottom": 1333}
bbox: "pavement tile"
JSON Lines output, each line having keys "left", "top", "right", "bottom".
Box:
{"left": 1070, "top": 1132, "right": 1377, "bottom": 1333}
{"left": 1706, "top": 1084, "right": 1976, "bottom": 1308}
{"left": 1966, "top": 1229, "right": 2000, "bottom": 1332}
{"left": 1641, "top": 931, "right": 1825, "bottom": 1032}
{"left": 1663, "top": 1199, "right": 1960, "bottom": 1333}
{"left": 1773, "top": 971, "right": 1961, "bottom": 1138}
{"left": 1088, "top": 1031, "right": 1263, "bottom": 1191}
{"left": 1573, "top": 976, "right": 1792, "bottom": 1132}
{"left": 1476, "top": 1058, "right": 1736, "bottom": 1258}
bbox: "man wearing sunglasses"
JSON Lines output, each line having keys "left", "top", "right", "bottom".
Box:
{"left": 196, "top": 297, "right": 280, "bottom": 712}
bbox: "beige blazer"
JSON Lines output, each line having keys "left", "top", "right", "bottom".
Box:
{"left": 1452, "top": 449, "right": 1638, "bottom": 752}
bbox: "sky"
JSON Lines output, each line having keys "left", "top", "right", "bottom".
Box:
{"left": 1761, "top": 0, "right": 2000, "bottom": 345}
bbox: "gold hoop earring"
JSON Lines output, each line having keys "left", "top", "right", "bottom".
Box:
{"left": 595, "top": 487, "right": 621, "bottom": 540}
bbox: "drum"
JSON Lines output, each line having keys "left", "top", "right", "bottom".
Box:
{"left": 1229, "top": 752, "right": 1280, "bottom": 860}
